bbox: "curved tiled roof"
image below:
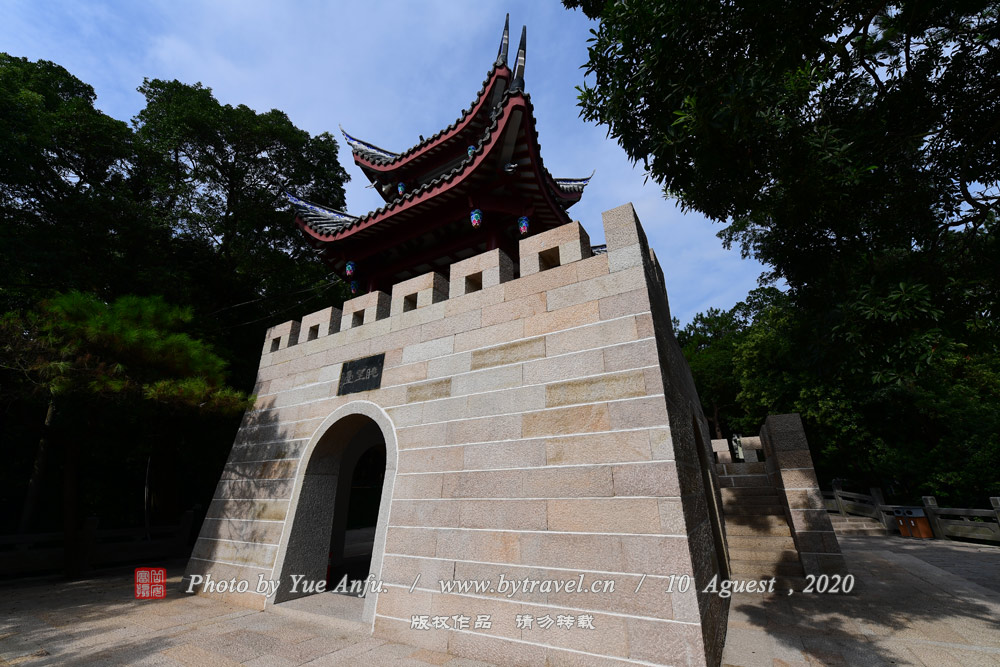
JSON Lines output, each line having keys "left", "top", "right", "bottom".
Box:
{"left": 342, "top": 64, "right": 508, "bottom": 172}
{"left": 293, "top": 17, "right": 591, "bottom": 256}
{"left": 339, "top": 128, "right": 399, "bottom": 162}
{"left": 285, "top": 193, "right": 358, "bottom": 234}
{"left": 341, "top": 16, "right": 515, "bottom": 174}
{"left": 555, "top": 172, "right": 596, "bottom": 193}
{"left": 301, "top": 92, "right": 510, "bottom": 240}
{"left": 298, "top": 86, "right": 583, "bottom": 246}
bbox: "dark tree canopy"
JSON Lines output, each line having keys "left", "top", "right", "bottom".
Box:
{"left": 133, "top": 78, "right": 349, "bottom": 296}
{"left": 566, "top": 2, "right": 1000, "bottom": 504}
{"left": 0, "top": 55, "right": 352, "bottom": 536}
{"left": 0, "top": 54, "right": 134, "bottom": 311}
{"left": 565, "top": 2, "right": 999, "bottom": 287}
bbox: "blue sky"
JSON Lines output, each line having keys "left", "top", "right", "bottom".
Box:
{"left": 1, "top": 0, "right": 768, "bottom": 324}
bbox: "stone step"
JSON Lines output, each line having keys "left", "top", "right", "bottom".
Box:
{"left": 721, "top": 494, "right": 781, "bottom": 506}
{"left": 726, "top": 535, "right": 797, "bottom": 551}
{"left": 715, "top": 462, "right": 767, "bottom": 475}
{"left": 722, "top": 505, "right": 785, "bottom": 516}
{"left": 718, "top": 474, "right": 772, "bottom": 488}
{"left": 828, "top": 515, "right": 883, "bottom": 524}
{"left": 729, "top": 560, "right": 805, "bottom": 577}
{"left": 723, "top": 516, "right": 792, "bottom": 536}
{"left": 833, "top": 526, "right": 889, "bottom": 537}
{"left": 720, "top": 486, "right": 777, "bottom": 497}
{"left": 729, "top": 547, "right": 799, "bottom": 563}
{"left": 729, "top": 548, "right": 800, "bottom": 563}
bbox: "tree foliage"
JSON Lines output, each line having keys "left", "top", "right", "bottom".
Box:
{"left": 133, "top": 79, "right": 348, "bottom": 308}
{"left": 0, "top": 54, "right": 134, "bottom": 312}
{"left": 0, "top": 54, "right": 351, "bottom": 534}
{"left": 564, "top": 2, "right": 1000, "bottom": 503}
{"left": 566, "top": 2, "right": 999, "bottom": 268}
{"left": 1, "top": 291, "right": 250, "bottom": 412}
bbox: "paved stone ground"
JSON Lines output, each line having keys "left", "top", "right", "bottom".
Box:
{"left": 722, "top": 535, "right": 1000, "bottom": 666}
{"left": 3, "top": 537, "right": 998, "bottom": 666}
{"left": 0, "top": 560, "right": 493, "bottom": 666}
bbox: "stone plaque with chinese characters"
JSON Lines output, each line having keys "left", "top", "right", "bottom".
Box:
{"left": 337, "top": 353, "right": 385, "bottom": 395}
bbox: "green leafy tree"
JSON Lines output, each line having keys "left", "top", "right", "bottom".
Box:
{"left": 0, "top": 56, "right": 354, "bottom": 549}
{"left": 132, "top": 80, "right": 350, "bottom": 326}
{"left": 1, "top": 292, "right": 250, "bottom": 566}
{"left": 675, "top": 308, "right": 742, "bottom": 439}
{"left": 675, "top": 287, "right": 786, "bottom": 439}
{"left": 564, "top": 3, "right": 998, "bottom": 265}
{"left": 0, "top": 53, "right": 135, "bottom": 312}
{"left": 567, "top": 1, "right": 1000, "bottom": 504}
{"left": 130, "top": 79, "right": 353, "bottom": 386}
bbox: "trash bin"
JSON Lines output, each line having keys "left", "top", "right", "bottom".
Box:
{"left": 904, "top": 507, "right": 934, "bottom": 539}
{"left": 893, "top": 508, "right": 912, "bottom": 537}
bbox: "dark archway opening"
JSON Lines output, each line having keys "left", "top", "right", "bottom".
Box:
{"left": 327, "top": 441, "right": 386, "bottom": 592}
{"left": 273, "top": 414, "right": 388, "bottom": 605}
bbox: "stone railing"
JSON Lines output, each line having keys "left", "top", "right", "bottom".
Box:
{"left": 822, "top": 487, "right": 1000, "bottom": 543}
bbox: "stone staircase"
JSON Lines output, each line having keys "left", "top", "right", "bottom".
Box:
{"left": 828, "top": 514, "right": 889, "bottom": 536}
{"left": 717, "top": 462, "right": 807, "bottom": 590}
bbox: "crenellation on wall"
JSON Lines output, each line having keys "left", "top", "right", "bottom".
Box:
{"left": 389, "top": 299, "right": 448, "bottom": 333}
{"left": 256, "top": 241, "right": 614, "bottom": 368}
{"left": 390, "top": 271, "right": 449, "bottom": 317}
{"left": 263, "top": 320, "right": 300, "bottom": 355}
{"left": 448, "top": 248, "right": 513, "bottom": 299}
{"left": 299, "top": 306, "right": 342, "bottom": 342}
{"left": 519, "top": 220, "right": 592, "bottom": 276}
{"left": 502, "top": 259, "right": 579, "bottom": 301}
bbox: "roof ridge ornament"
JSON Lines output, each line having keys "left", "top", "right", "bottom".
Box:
{"left": 495, "top": 14, "right": 510, "bottom": 67}
{"left": 555, "top": 169, "right": 597, "bottom": 187}
{"left": 284, "top": 192, "right": 359, "bottom": 236}
{"left": 511, "top": 25, "right": 527, "bottom": 92}
{"left": 339, "top": 124, "right": 400, "bottom": 162}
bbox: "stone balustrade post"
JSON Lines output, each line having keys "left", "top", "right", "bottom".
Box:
{"left": 870, "top": 487, "right": 889, "bottom": 529}
{"left": 922, "top": 496, "right": 944, "bottom": 539}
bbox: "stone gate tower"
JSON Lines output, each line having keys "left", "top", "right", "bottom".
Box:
{"left": 185, "top": 17, "right": 730, "bottom": 666}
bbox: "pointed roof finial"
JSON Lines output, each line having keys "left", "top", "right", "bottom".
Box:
{"left": 511, "top": 25, "right": 527, "bottom": 92}
{"left": 496, "top": 14, "right": 510, "bottom": 66}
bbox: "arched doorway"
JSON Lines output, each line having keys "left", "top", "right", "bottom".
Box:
{"left": 269, "top": 402, "right": 396, "bottom": 627}
{"left": 327, "top": 423, "right": 386, "bottom": 591}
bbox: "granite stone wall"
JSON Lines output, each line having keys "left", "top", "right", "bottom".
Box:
{"left": 185, "top": 206, "right": 727, "bottom": 666}
{"left": 760, "top": 414, "right": 847, "bottom": 577}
